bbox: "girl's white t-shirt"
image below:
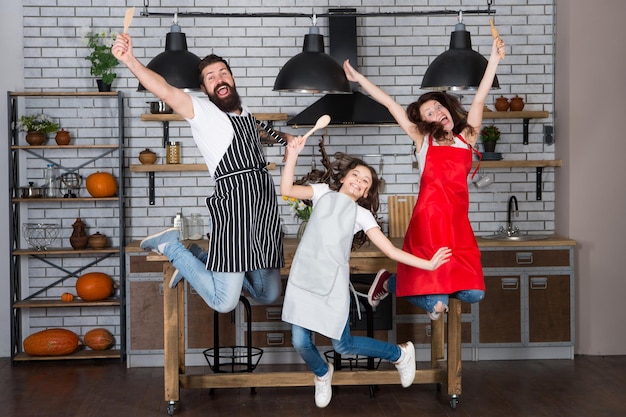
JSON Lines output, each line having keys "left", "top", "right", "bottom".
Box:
{"left": 309, "top": 183, "right": 379, "bottom": 235}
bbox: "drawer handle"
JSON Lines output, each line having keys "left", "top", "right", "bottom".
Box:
{"left": 501, "top": 277, "right": 519, "bottom": 290}
{"left": 530, "top": 277, "right": 548, "bottom": 290}
{"left": 159, "top": 283, "right": 164, "bottom": 296}
{"left": 515, "top": 252, "right": 534, "bottom": 264}
{"left": 265, "top": 307, "right": 282, "bottom": 320}
{"left": 266, "top": 333, "right": 285, "bottom": 346}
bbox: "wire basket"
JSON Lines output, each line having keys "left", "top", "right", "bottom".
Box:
{"left": 203, "top": 345, "right": 263, "bottom": 373}
{"left": 22, "top": 223, "right": 60, "bottom": 250}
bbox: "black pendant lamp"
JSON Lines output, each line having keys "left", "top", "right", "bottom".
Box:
{"left": 273, "top": 17, "right": 351, "bottom": 94}
{"left": 138, "top": 14, "right": 201, "bottom": 92}
{"left": 421, "top": 12, "right": 499, "bottom": 91}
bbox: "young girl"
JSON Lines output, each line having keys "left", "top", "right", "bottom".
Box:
{"left": 344, "top": 34, "right": 506, "bottom": 320}
{"left": 280, "top": 136, "right": 451, "bottom": 408}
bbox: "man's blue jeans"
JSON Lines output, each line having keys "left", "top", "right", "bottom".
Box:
{"left": 163, "top": 241, "right": 282, "bottom": 313}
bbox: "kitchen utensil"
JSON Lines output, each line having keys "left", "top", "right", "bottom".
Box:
{"left": 302, "top": 115, "right": 331, "bottom": 140}
{"left": 61, "top": 172, "right": 82, "bottom": 198}
{"left": 123, "top": 7, "right": 135, "bottom": 34}
{"left": 23, "top": 223, "right": 60, "bottom": 250}
{"left": 489, "top": 18, "right": 505, "bottom": 59}
{"left": 148, "top": 101, "right": 173, "bottom": 114}
{"left": 19, "top": 182, "right": 44, "bottom": 198}
{"left": 378, "top": 157, "right": 386, "bottom": 193}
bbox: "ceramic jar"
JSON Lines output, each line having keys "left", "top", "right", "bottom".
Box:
{"left": 70, "top": 217, "right": 89, "bottom": 249}
{"left": 88, "top": 232, "right": 108, "bottom": 249}
{"left": 510, "top": 95, "right": 525, "bottom": 111}
{"left": 138, "top": 148, "right": 157, "bottom": 165}
{"left": 55, "top": 129, "right": 71, "bottom": 145}
{"left": 494, "top": 96, "right": 510, "bottom": 112}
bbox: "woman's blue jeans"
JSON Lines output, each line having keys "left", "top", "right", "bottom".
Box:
{"left": 163, "top": 242, "right": 282, "bottom": 313}
{"left": 387, "top": 275, "right": 484, "bottom": 314}
{"left": 291, "top": 320, "right": 401, "bottom": 377}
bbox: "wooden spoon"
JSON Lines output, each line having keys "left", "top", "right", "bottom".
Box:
{"left": 490, "top": 18, "right": 505, "bottom": 59}
{"left": 123, "top": 7, "right": 135, "bottom": 34}
{"left": 302, "top": 115, "right": 331, "bottom": 140}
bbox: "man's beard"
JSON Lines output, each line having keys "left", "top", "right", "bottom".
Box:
{"left": 209, "top": 84, "right": 242, "bottom": 113}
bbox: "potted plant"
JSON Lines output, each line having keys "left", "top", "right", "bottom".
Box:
{"left": 480, "top": 124, "right": 501, "bottom": 153}
{"left": 79, "top": 26, "right": 119, "bottom": 91}
{"left": 18, "top": 114, "right": 60, "bottom": 145}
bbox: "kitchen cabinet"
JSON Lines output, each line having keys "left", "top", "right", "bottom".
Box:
{"left": 8, "top": 91, "right": 125, "bottom": 362}
{"left": 476, "top": 243, "right": 575, "bottom": 360}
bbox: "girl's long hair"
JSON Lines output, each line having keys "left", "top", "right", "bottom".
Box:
{"left": 406, "top": 91, "right": 475, "bottom": 141}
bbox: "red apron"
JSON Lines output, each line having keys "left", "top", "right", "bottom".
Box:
{"left": 396, "top": 134, "right": 484, "bottom": 296}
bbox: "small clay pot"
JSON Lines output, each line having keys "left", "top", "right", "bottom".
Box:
{"left": 88, "top": 232, "right": 108, "bottom": 249}
{"left": 494, "top": 96, "right": 510, "bottom": 112}
{"left": 55, "top": 129, "right": 71, "bottom": 145}
{"left": 509, "top": 95, "right": 525, "bottom": 111}
{"left": 70, "top": 217, "right": 88, "bottom": 249}
{"left": 25, "top": 131, "right": 46, "bottom": 146}
{"left": 138, "top": 148, "right": 157, "bottom": 165}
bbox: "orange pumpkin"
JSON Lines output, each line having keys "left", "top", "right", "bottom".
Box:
{"left": 85, "top": 171, "right": 118, "bottom": 198}
{"left": 60, "top": 292, "right": 74, "bottom": 302}
{"left": 84, "top": 328, "right": 115, "bottom": 350}
{"left": 23, "top": 328, "right": 80, "bottom": 356}
{"left": 75, "top": 272, "right": 114, "bottom": 301}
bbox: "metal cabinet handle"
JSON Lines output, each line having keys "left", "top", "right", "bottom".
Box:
{"left": 515, "top": 252, "right": 534, "bottom": 265}
{"left": 265, "top": 307, "right": 282, "bottom": 320}
{"left": 530, "top": 277, "right": 548, "bottom": 290}
{"left": 501, "top": 277, "right": 519, "bottom": 290}
{"left": 266, "top": 333, "right": 285, "bottom": 346}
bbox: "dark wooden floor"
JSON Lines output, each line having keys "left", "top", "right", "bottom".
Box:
{"left": 1, "top": 355, "right": 624, "bottom": 417}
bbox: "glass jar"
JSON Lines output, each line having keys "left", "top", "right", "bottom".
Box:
{"left": 188, "top": 213, "right": 204, "bottom": 240}
{"left": 166, "top": 141, "right": 180, "bottom": 164}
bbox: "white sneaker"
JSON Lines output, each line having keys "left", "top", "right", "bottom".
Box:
{"left": 314, "top": 363, "right": 333, "bottom": 408}
{"left": 395, "top": 341, "right": 416, "bottom": 388}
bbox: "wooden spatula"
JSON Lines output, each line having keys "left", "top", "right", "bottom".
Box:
{"left": 123, "top": 7, "right": 135, "bottom": 34}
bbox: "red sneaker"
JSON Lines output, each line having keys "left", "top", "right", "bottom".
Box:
{"left": 368, "top": 269, "right": 391, "bottom": 307}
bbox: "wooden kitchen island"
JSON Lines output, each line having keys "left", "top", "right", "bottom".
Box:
{"left": 127, "top": 238, "right": 462, "bottom": 415}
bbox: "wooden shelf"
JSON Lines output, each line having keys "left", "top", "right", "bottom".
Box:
{"left": 14, "top": 297, "right": 120, "bottom": 308}
{"left": 13, "top": 349, "right": 122, "bottom": 361}
{"left": 11, "top": 144, "right": 118, "bottom": 150}
{"left": 13, "top": 197, "right": 119, "bottom": 202}
{"left": 140, "top": 112, "right": 288, "bottom": 122}
{"left": 482, "top": 110, "right": 549, "bottom": 119}
{"left": 130, "top": 163, "right": 207, "bottom": 173}
{"left": 9, "top": 91, "right": 119, "bottom": 97}
{"left": 13, "top": 247, "right": 120, "bottom": 256}
{"left": 472, "top": 159, "right": 562, "bottom": 168}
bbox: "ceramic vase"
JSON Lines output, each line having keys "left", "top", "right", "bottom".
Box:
{"left": 25, "top": 131, "right": 46, "bottom": 146}
{"left": 70, "top": 217, "right": 89, "bottom": 249}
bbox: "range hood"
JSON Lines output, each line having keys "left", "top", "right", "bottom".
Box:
{"left": 287, "top": 9, "right": 396, "bottom": 127}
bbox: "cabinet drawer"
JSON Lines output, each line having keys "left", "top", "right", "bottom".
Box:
{"left": 481, "top": 249, "right": 571, "bottom": 268}
{"left": 397, "top": 322, "right": 472, "bottom": 345}
{"left": 250, "top": 305, "right": 283, "bottom": 322}
{"left": 244, "top": 330, "right": 292, "bottom": 348}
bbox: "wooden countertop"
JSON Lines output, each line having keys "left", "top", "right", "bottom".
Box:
{"left": 127, "top": 235, "right": 575, "bottom": 275}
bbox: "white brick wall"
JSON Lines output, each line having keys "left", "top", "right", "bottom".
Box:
{"left": 17, "top": 1, "right": 556, "bottom": 337}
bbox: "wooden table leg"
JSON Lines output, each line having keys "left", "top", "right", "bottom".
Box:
{"left": 163, "top": 264, "right": 180, "bottom": 403}
{"left": 447, "top": 298, "right": 462, "bottom": 397}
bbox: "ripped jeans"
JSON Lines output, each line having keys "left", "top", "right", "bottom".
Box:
{"left": 386, "top": 275, "right": 484, "bottom": 314}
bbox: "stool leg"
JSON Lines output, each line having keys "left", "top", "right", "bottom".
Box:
{"left": 447, "top": 298, "right": 462, "bottom": 398}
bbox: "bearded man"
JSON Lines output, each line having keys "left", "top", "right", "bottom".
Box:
{"left": 113, "top": 35, "right": 297, "bottom": 313}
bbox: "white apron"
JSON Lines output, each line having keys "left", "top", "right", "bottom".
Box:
{"left": 282, "top": 192, "right": 356, "bottom": 340}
